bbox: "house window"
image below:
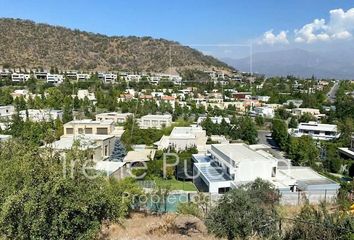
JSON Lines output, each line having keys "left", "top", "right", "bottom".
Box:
{"left": 66, "top": 128, "right": 73, "bottom": 134}
{"left": 104, "top": 145, "right": 108, "bottom": 156}
{"left": 97, "top": 128, "right": 108, "bottom": 135}
{"left": 85, "top": 128, "right": 93, "bottom": 134}
{"left": 78, "top": 128, "right": 84, "bottom": 134}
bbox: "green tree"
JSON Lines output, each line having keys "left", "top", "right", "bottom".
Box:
{"left": 205, "top": 181, "right": 279, "bottom": 240}
{"left": 288, "top": 116, "right": 298, "bottom": 128}
{"left": 272, "top": 119, "right": 288, "bottom": 150}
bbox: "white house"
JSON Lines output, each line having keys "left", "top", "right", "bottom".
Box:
{"left": 0, "top": 135, "right": 12, "bottom": 142}
{"left": 192, "top": 143, "right": 340, "bottom": 202}
{"left": 291, "top": 108, "right": 324, "bottom": 119}
{"left": 252, "top": 106, "right": 275, "bottom": 118}
{"left": 11, "top": 73, "right": 30, "bottom": 82}
{"left": 289, "top": 122, "right": 340, "bottom": 141}
{"left": 139, "top": 114, "right": 172, "bottom": 129}
{"left": 64, "top": 119, "right": 115, "bottom": 136}
{"left": 193, "top": 143, "right": 278, "bottom": 193}
{"left": 0, "top": 105, "right": 15, "bottom": 120}
{"left": 95, "top": 112, "right": 133, "bottom": 124}
{"left": 155, "top": 126, "right": 207, "bottom": 151}
{"left": 19, "top": 109, "right": 63, "bottom": 122}
{"left": 197, "top": 116, "right": 230, "bottom": 125}
{"left": 46, "top": 134, "right": 115, "bottom": 162}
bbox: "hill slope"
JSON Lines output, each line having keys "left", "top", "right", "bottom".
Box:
{"left": 0, "top": 18, "right": 232, "bottom": 72}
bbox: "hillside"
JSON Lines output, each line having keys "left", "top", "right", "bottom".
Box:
{"left": 0, "top": 18, "right": 232, "bottom": 72}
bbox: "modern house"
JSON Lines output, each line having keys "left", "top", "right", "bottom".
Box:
{"left": 338, "top": 136, "right": 354, "bottom": 159}
{"left": 192, "top": 143, "right": 340, "bottom": 203}
{"left": 19, "top": 109, "right": 63, "bottom": 122}
{"left": 95, "top": 112, "right": 133, "bottom": 124}
{"left": 139, "top": 114, "right": 172, "bottom": 129}
{"left": 155, "top": 126, "right": 207, "bottom": 151}
{"left": 289, "top": 122, "right": 339, "bottom": 141}
{"left": 193, "top": 143, "right": 278, "bottom": 193}
{"left": 252, "top": 106, "right": 275, "bottom": 118}
{"left": 197, "top": 116, "right": 231, "bottom": 125}
{"left": 63, "top": 119, "right": 115, "bottom": 136}
{"left": 77, "top": 73, "right": 91, "bottom": 81}
{"left": 291, "top": 108, "right": 324, "bottom": 119}
{"left": 0, "top": 105, "right": 15, "bottom": 120}
{"left": 46, "top": 134, "right": 115, "bottom": 162}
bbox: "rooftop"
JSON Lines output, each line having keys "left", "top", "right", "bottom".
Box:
{"left": 95, "top": 161, "right": 126, "bottom": 175}
{"left": 65, "top": 119, "right": 114, "bottom": 125}
{"left": 298, "top": 122, "right": 337, "bottom": 132}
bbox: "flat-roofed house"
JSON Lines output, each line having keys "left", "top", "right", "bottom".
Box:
{"left": 46, "top": 134, "right": 115, "bottom": 162}
{"left": 289, "top": 122, "right": 339, "bottom": 141}
{"left": 0, "top": 105, "right": 15, "bottom": 120}
{"left": 11, "top": 73, "right": 30, "bottom": 82}
{"left": 291, "top": 108, "right": 324, "bottom": 119}
{"left": 98, "top": 73, "right": 117, "bottom": 83}
{"left": 47, "top": 74, "right": 64, "bottom": 84}
{"left": 19, "top": 109, "right": 63, "bottom": 122}
{"left": 139, "top": 114, "right": 172, "bottom": 129}
{"left": 155, "top": 126, "right": 207, "bottom": 151}
{"left": 64, "top": 119, "right": 115, "bottom": 136}
{"left": 77, "top": 73, "right": 91, "bottom": 81}
{"left": 338, "top": 136, "right": 354, "bottom": 159}
{"left": 96, "top": 112, "right": 133, "bottom": 124}
{"left": 193, "top": 143, "right": 278, "bottom": 193}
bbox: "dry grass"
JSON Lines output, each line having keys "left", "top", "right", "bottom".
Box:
{"left": 99, "top": 212, "right": 217, "bottom": 240}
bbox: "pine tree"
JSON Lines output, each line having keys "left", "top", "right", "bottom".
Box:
{"left": 110, "top": 138, "right": 127, "bottom": 162}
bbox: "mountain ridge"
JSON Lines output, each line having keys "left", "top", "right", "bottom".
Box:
{"left": 0, "top": 18, "right": 233, "bottom": 73}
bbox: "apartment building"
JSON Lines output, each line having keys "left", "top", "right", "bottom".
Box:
{"left": 155, "top": 126, "right": 207, "bottom": 151}
{"left": 11, "top": 73, "right": 30, "bottom": 82}
{"left": 63, "top": 119, "right": 115, "bottom": 136}
{"left": 289, "top": 122, "right": 339, "bottom": 140}
{"left": 98, "top": 73, "right": 117, "bottom": 83}
{"left": 47, "top": 74, "right": 64, "bottom": 84}
{"left": 95, "top": 112, "right": 133, "bottom": 124}
{"left": 139, "top": 114, "right": 172, "bottom": 129}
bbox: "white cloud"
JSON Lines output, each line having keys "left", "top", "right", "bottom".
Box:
{"left": 259, "top": 30, "right": 289, "bottom": 45}
{"left": 294, "top": 8, "right": 354, "bottom": 43}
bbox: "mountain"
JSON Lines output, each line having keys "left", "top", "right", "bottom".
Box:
{"left": 223, "top": 48, "right": 354, "bottom": 79}
{"left": 0, "top": 18, "right": 232, "bottom": 72}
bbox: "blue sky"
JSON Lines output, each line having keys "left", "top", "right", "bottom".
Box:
{"left": 1, "top": 0, "right": 353, "bottom": 58}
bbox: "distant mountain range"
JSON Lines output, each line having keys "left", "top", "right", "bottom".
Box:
{"left": 0, "top": 18, "right": 232, "bottom": 73}
{"left": 222, "top": 48, "right": 354, "bottom": 79}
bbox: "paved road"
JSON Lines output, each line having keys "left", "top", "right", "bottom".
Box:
{"left": 257, "top": 130, "right": 286, "bottom": 160}
{"left": 327, "top": 81, "right": 339, "bottom": 103}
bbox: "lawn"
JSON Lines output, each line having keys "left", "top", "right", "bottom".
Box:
{"left": 154, "top": 178, "right": 197, "bottom": 191}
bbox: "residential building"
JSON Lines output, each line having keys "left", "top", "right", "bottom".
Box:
{"left": 47, "top": 74, "right": 64, "bottom": 84}
{"left": 95, "top": 112, "right": 133, "bottom": 124}
{"left": 284, "top": 99, "right": 303, "bottom": 108}
{"left": 197, "top": 116, "right": 230, "bottom": 125}
{"left": 256, "top": 96, "right": 271, "bottom": 102}
{"left": 155, "top": 126, "right": 207, "bottom": 151}
{"left": 289, "top": 122, "right": 339, "bottom": 140}
{"left": 139, "top": 114, "right": 172, "bottom": 129}
{"left": 338, "top": 136, "right": 354, "bottom": 159}
{"left": 19, "top": 109, "right": 63, "bottom": 122}
{"left": 291, "top": 108, "right": 324, "bottom": 119}
{"left": 77, "top": 73, "right": 91, "bottom": 81}
{"left": 11, "top": 73, "right": 30, "bottom": 82}
{"left": 193, "top": 143, "right": 278, "bottom": 193}
{"left": 34, "top": 71, "right": 48, "bottom": 80}
{"left": 0, "top": 135, "right": 12, "bottom": 142}
{"left": 98, "top": 73, "right": 117, "bottom": 83}
{"left": 64, "top": 119, "right": 115, "bottom": 136}
{"left": 252, "top": 106, "right": 275, "bottom": 118}
{"left": 0, "top": 105, "right": 15, "bottom": 120}
{"left": 11, "top": 89, "right": 29, "bottom": 100}
{"left": 76, "top": 89, "right": 96, "bottom": 103}
{"left": 46, "top": 134, "right": 115, "bottom": 162}
{"left": 192, "top": 143, "right": 339, "bottom": 203}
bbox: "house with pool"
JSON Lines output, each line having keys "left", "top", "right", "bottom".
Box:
{"left": 192, "top": 143, "right": 340, "bottom": 203}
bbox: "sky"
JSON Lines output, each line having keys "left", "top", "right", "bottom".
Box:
{"left": 0, "top": 0, "right": 353, "bottom": 58}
